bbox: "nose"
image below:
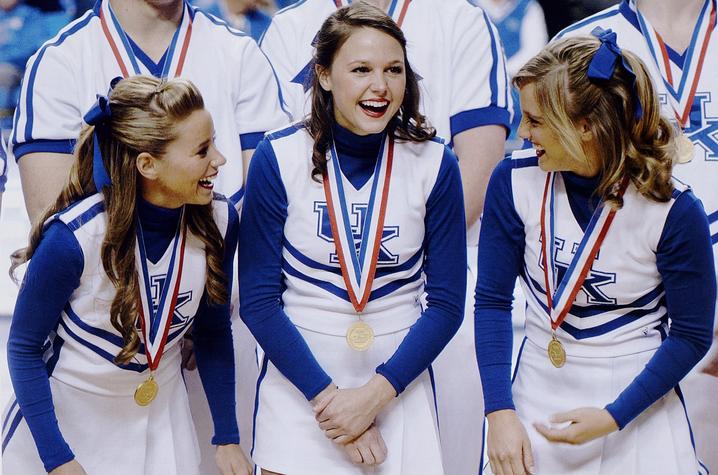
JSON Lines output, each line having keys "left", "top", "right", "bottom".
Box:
{"left": 370, "top": 70, "right": 388, "bottom": 95}
{"left": 517, "top": 116, "right": 530, "bottom": 140}
{"left": 210, "top": 145, "right": 227, "bottom": 169}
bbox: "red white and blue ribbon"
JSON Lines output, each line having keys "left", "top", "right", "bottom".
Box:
{"left": 99, "top": 0, "right": 194, "bottom": 78}
{"left": 322, "top": 136, "right": 394, "bottom": 312}
{"left": 633, "top": 0, "right": 716, "bottom": 127}
{"left": 135, "top": 208, "right": 187, "bottom": 371}
{"left": 539, "top": 173, "right": 628, "bottom": 330}
{"left": 334, "top": 0, "right": 413, "bottom": 27}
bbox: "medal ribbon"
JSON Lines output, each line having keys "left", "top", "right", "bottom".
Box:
{"left": 99, "top": 0, "right": 194, "bottom": 78}
{"left": 633, "top": 0, "right": 716, "bottom": 127}
{"left": 322, "top": 136, "right": 394, "bottom": 313}
{"left": 135, "top": 209, "right": 188, "bottom": 371}
{"left": 539, "top": 173, "right": 629, "bottom": 331}
{"left": 334, "top": 0, "right": 413, "bottom": 27}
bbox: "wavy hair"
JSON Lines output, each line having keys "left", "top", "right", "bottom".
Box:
{"left": 513, "top": 36, "right": 675, "bottom": 208}
{"left": 13, "top": 76, "right": 228, "bottom": 365}
{"left": 305, "top": 2, "right": 435, "bottom": 180}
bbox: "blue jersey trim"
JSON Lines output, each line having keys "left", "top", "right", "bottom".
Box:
{"left": 512, "top": 156, "right": 539, "bottom": 169}
{"left": 284, "top": 239, "right": 342, "bottom": 275}
{"left": 229, "top": 187, "right": 245, "bottom": 206}
{"left": 12, "top": 139, "right": 76, "bottom": 161}
{"left": 194, "top": 8, "right": 248, "bottom": 37}
{"left": 265, "top": 123, "right": 305, "bottom": 142}
{"left": 2, "top": 400, "right": 18, "bottom": 435}
{"left": 560, "top": 296, "right": 666, "bottom": 339}
{"left": 1, "top": 404, "right": 22, "bottom": 453}
{"left": 554, "top": 5, "right": 622, "bottom": 39}
{"left": 44, "top": 334, "right": 65, "bottom": 376}
{"left": 64, "top": 304, "right": 126, "bottom": 349}
{"left": 426, "top": 364, "right": 439, "bottom": 432}
{"left": 482, "top": 11, "right": 500, "bottom": 107}
{"left": 64, "top": 201, "right": 105, "bottom": 231}
{"left": 240, "top": 132, "right": 265, "bottom": 151}
{"left": 16, "top": 12, "right": 97, "bottom": 145}
{"left": 250, "top": 352, "right": 269, "bottom": 458}
{"left": 449, "top": 107, "right": 511, "bottom": 140}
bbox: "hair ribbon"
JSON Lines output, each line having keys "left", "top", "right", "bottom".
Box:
{"left": 588, "top": 27, "right": 643, "bottom": 120}
{"left": 83, "top": 77, "right": 122, "bottom": 191}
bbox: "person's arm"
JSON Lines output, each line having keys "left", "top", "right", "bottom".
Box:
{"left": 18, "top": 152, "right": 75, "bottom": 224}
{"left": 238, "top": 138, "right": 332, "bottom": 401}
{"left": 7, "top": 222, "right": 83, "bottom": 472}
{"left": 449, "top": 6, "right": 511, "bottom": 230}
{"left": 474, "top": 158, "right": 535, "bottom": 475}
{"left": 315, "top": 148, "right": 468, "bottom": 443}
{"left": 605, "top": 191, "right": 715, "bottom": 428}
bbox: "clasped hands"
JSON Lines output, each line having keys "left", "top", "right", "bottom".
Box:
{"left": 310, "top": 375, "right": 396, "bottom": 466}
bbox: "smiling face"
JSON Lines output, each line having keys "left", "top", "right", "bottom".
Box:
{"left": 139, "top": 109, "right": 226, "bottom": 208}
{"left": 518, "top": 83, "right": 598, "bottom": 177}
{"left": 317, "top": 27, "right": 406, "bottom": 136}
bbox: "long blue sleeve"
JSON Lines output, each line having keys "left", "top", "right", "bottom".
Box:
{"left": 8, "top": 222, "right": 81, "bottom": 472}
{"left": 376, "top": 147, "right": 467, "bottom": 394}
{"left": 239, "top": 138, "right": 333, "bottom": 401}
{"left": 193, "top": 202, "right": 241, "bottom": 444}
{"left": 605, "top": 191, "right": 715, "bottom": 429}
{"left": 474, "top": 158, "right": 524, "bottom": 414}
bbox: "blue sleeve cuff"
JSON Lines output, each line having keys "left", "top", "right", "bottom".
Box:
{"left": 375, "top": 363, "right": 404, "bottom": 395}
{"left": 449, "top": 106, "right": 511, "bottom": 141}
{"left": 211, "top": 433, "right": 241, "bottom": 446}
{"left": 13, "top": 139, "right": 76, "bottom": 161}
{"left": 239, "top": 132, "right": 265, "bottom": 151}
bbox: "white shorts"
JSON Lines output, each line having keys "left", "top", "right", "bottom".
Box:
{"left": 482, "top": 337, "right": 703, "bottom": 475}
{"left": 2, "top": 371, "right": 200, "bottom": 475}
{"left": 251, "top": 324, "right": 444, "bottom": 475}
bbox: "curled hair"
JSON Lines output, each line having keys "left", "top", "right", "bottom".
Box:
{"left": 13, "top": 76, "right": 228, "bottom": 365}
{"left": 306, "top": 2, "right": 435, "bottom": 180}
{"left": 513, "top": 36, "right": 675, "bottom": 208}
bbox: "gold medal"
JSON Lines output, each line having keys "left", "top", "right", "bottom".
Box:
{"left": 134, "top": 375, "right": 159, "bottom": 406}
{"left": 547, "top": 336, "right": 566, "bottom": 368}
{"left": 346, "top": 321, "right": 374, "bottom": 351}
{"left": 676, "top": 133, "right": 694, "bottom": 164}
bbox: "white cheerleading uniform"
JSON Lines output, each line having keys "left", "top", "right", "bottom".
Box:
{"left": 239, "top": 123, "right": 466, "bottom": 474}
{"left": 475, "top": 150, "right": 714, "bottom": 474}
{"left": 2, "top": 193, "right": 236, "bottom": 474}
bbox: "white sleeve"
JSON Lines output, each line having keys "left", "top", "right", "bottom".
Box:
{"left": 448, "top": 4, "right": 512, "bottom": 138}
{"left": 10, "top": 45, "right": 81, "bottom": 158}
{"left": 259, "top": 17, "right": 308, "bottom": 122}
{"left": 233, "top": 39, "right": 291, "bottom": 150}
{"left": 506, "top": 1, "right": 548, "bottom": 78}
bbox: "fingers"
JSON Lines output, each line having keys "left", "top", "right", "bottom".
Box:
{"left": 549, "top": 410, "right": 578, "bottom": 424}
{"left": 358, "top": 444, "right": 375, "bottom": 465}
{"left": 345, "top": 445, "right": 363, "bottom": 464}
{"left": 533, "top": 422, "right": 577, "bottom": 444}
{"left": 522, "top": 436, "right": 535, "bottom": 475}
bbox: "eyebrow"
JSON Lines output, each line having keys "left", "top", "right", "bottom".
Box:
{"left": 194, "top": 138, "right": 211, "bottom": 154}
{"left": 347, "top": 59, "right": 405, "bottom": 66}
{"left": 523, "top": 111, "right": 542, "bottom": 121}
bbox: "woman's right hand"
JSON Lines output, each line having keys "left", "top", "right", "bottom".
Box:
{"left": 486, "top": 409, "right": 535, "bottom": 475}
{"left": 342, "top": 424, "right": 388, "bottom": 466}
{"left": 49, "top": 460, "right": 87, "bottom": 475}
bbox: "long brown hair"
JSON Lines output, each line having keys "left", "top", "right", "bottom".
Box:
{"left": 514, "top": 36, "right": 675, "bottom": 208}
{"left": 13, "top": 76, "right": 228, "bottom": 365}
{"left": 306, "top": 2, "right": 435, "bottom": 180}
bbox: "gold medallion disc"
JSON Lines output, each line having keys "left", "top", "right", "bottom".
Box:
{"left": 134, "top": 376, "right": 159, "bottom": 406}
{"left": 676, "top": 134, "right": 695, "bottom": 164}
{"left": 547, "top": 336, "right": 566, "bottom": 368}
{"left": 346, "top": 321, "right": 375, "bottom": 351}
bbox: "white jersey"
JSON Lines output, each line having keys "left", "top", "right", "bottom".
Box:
{"left": 259, "top": 0, "right": 512, "bottom": 143}
{"left": 510, "top": 149, "right": 685, "bottom": 357}
{"left": 2, "top": 193, "right": 233, "bottom": 475}
{"left": 10, "top": 0, "right": 289, "bottom": 202}
{"left": 556, "top": 0, "right": 718, "bottom": 265}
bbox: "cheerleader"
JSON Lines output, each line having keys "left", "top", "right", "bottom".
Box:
{"left": 3, "top": 76, "right": 250, "bottom": 475}
{"left": 475, "top": 33, "right": 715, "bottom": 475}
{"left": 239, "top": 4, "right": 466, "bottom": 474}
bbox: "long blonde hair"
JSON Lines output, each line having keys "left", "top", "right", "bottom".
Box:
{"left": 13, "top": 76, "right": 228, "bottom": 365}
{"left": 514, "top": 36, "right": 675, "bottom": 208}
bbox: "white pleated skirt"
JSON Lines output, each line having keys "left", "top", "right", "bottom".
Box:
{"left": 2, "top": 371, "right": 200, "bottom": 475}
{"left": 483, "top": 337, "right": 704, "bottom": 475}
{"left": 251, "top": 325, "right": 444, "bottom": 475}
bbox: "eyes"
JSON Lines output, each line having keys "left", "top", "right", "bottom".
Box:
{"left": 351, "top": 65, "right": 404, "bottom": 75}
{"left": 197, "top": 135, "right": 217, "bottom": 158}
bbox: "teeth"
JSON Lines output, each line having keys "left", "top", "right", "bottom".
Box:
{"left": 199, "top": 175, "right": 216, "bottom": 185}
{"left": 361, "top": 100, "right": 387, "bottom": 108}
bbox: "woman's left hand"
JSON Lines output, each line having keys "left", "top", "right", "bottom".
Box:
{"left": 533, "top": 407, "right": 619, "bottom": 445}
{"left": 314, "top": 374, "right": 396, "bottom": 444}
{"left": 215, "top": 444, "right": 253, "bottom": 475}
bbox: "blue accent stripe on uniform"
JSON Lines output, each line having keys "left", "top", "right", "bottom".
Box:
{"left": 512, "top": 156, "right": 539, "bottom": 169}
{"left": 19, "top": 12, "right": 96, "bottom": 144}
{"left": 712, "top": 233, "right": 718, "bottom": 245}
{"left": 374, "top": 248, "right": 423, "bottom": 278}
{"left": 108, "top": 4, "right": 141, "bottom": 74}
{"left": 194, "top": 8, "right": 248, "bottom": 36}
{"left": 282, "top": 258, "right": 350, "bottom": 300}
{"left": 511, "top": 336, "right": 527, "bottom": 383}
{"left": 12, "top": 139, "right": 76, "bottom": 161}
{"left": 560, "top": 298, "right": 666, "bottom": 339}
{"left": 1, "top": 409, "right": 23, "bottom": 453}
{"left": 427, "top": 364, "right": 440, "bottom": 433}
{"left": 369, "top": 268, "right": 423, "bottom": 301}
{"left": 2, "top": 400, "right": 18, "bottom": 434}
{"left": 250, "top": 353, "right": 270, "bottom": 458}
{"left": 166, "top": 316, "right": 194, "bottom": 343}
{"left": 229, "top": 187, "right": 245, "bottom": 206}
{"left": 554, "top": 7, "right": 622, "bottom": 39}
{"left": 65, "top": 201, "right": 105, "bottom": 231}
{"left": 450, "top": 107, "right": 511, "bottom": 139}
{"left": 482, "top": 11, "right": 499, "bottom": 107}
{"left": 240, "top": 132, "right": 265, "bottom": 151}
{"left": 44, "top": 335, "right": 65, "bottom": 375}
{"left": 284, "top": 239, "right": 342, "bottom": 274}
{"left": 707, "top": 210, "right": 718, "bottom": 223}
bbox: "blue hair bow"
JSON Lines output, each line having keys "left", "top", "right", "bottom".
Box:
{"left": 83, "top": 77, "right": 122, "bottom": 192}
{"left": 588, "top": 27, "right": 643, "bottom": 120}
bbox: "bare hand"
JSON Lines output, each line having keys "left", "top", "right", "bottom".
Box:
{"left": 49, "top": 460, "right": 86, "bottom": 475}
{"left": 314, "top": 375, "right": 396, "bottom": 444}
{"left": 534, "top": 407, "right": 618, "bottom": 445}
{"left": 181, "top": 335, "right": 197, "bottom": 371}
{"left": 342, "top": 424, "right": 388, "bottom": 466}
{"left": 486, "top": 409, "right": 535, "bottom": 475}
{"left": 215, "top": 444, "right": 253, "bottom": 475}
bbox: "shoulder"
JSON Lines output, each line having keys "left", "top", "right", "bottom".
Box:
{"left": 46, "top": 193, "right": 106, "bottom": 236}
{"left": 209, "top": 193, "right": 237, "bottom": 238}
{"left": 554, "top": 1, "right": 626, "bottom": 39}
{"left": 190, "top": 6, "right": 258, "bottom": 52}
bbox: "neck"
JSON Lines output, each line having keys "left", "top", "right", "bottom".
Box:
{"left": 361, "top": 0, "right": 393, "bottom": 11}
{"left": 141, "top": 188, "right": 184, "bottom": 210}
{"left": 109, "top": 0, "right": 183, "bottom": 60}
{"left": 636, "top": 0, "right": 705, "bottom": 51}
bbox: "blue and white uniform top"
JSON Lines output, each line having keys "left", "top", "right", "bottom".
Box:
{"left": 10, "top": 0, "right": 289, "bottom": 203}
{"left": 556, "top": 0, "right": 718, "bottom": 268}
{"left": 475, "top": 150, "right": 715, "bottom": 429}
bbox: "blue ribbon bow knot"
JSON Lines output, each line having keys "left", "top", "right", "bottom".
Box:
{"left": 588, "top": 27, "right": 644, "bottom": 120}
{"left": 83, "top": 76, "right": 122, "bottom": 191}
